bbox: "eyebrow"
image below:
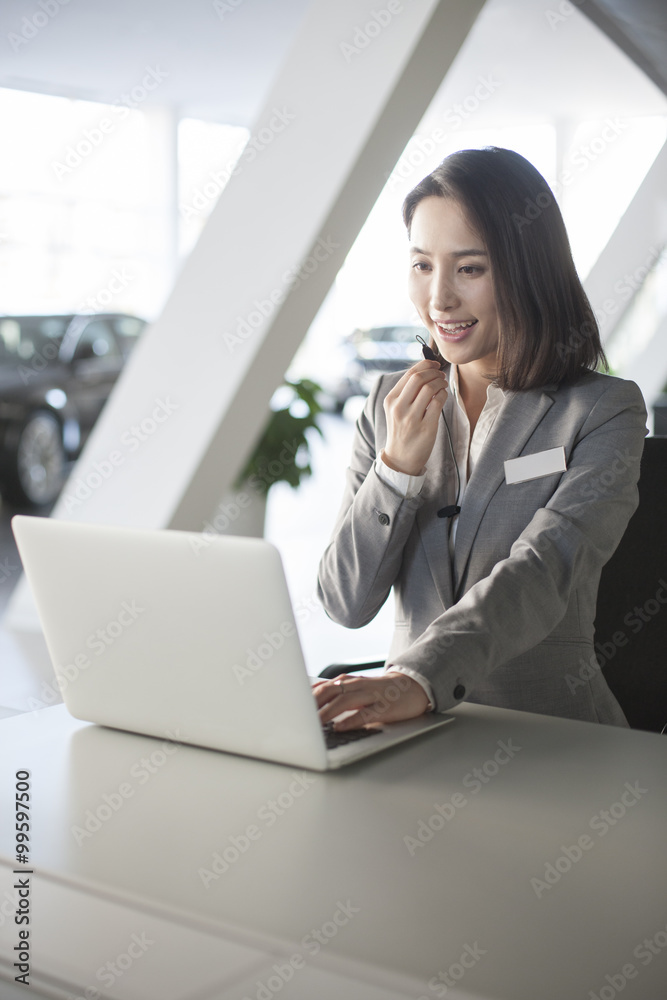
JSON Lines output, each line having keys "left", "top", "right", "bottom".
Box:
{"left": 409, "top": 246, "right": 488, "bottom": 258}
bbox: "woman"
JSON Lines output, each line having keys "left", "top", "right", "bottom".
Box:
{"left": 314, "top": 147, "right": 647, "bottom": 731}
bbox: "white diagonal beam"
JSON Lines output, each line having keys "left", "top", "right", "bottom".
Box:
{"left": 584, "top": 139, "right": 667, "bottom": 345}
{"left": 583, "top": 140, "right": 667, "bottom": 416}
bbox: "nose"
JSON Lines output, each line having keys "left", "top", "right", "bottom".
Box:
{"left": 430, "top": 269, "right": 459, "bottom": 314}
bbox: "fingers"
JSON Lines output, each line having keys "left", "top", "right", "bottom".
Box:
{"left": 329, "top": 704, "right": 386, "bottom": 731}
{"left": 313, "top": 674, "right": 354, "bottom": 715}
{"left": 386, "top": 370, "right": 448, "bottom": 426}
{"left": 385, "top": 360, "right": 444, "bottom": 399}
{"left": 423, "top": 383, "right": 449, "bottom": 417}
{"left": 314, "top": 676, "right": 376, "bottom": 725}
{"left": 411, "top": 379, "right": 448, "bottom": 419}
{"left": 318, "top": 690, "right": 385, "bottom": 728}
{"left": 387, "top": 361, "right": 448, "bottom": 406}
{"left": 382, "top": 365, "right": 448, "bottom": 474}
{"left": 313, "top": 674, "right": 429, "bottom": 729}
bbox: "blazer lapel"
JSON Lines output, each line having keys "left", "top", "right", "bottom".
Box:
{"left": 452, "top": 387, "right": 556, "bottom": 597}
{"left": 415, "top": 390, "right": 458, "bottom": 610}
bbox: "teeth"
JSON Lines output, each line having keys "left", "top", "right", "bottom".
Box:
{"left": 436, "top": 320, "right": 476, "bottom": 333}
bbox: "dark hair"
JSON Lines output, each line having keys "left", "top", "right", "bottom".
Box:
{"left": 402, "top": 147, "right": 607, "bottom": 391}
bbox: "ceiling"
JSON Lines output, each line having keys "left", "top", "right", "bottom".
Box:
{"left": 0, "top": 0, "right": 665, "bottom": 128}
{"left": 0, "top": 0, "right": 311, "bottom": 125}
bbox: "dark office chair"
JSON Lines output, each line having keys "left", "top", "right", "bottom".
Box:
{"left": 318, "top": 660, "right": 385, "bottom": 680}
{"left": 597, "top": 436, "right": 667, "bottom": 733}
{"left": 319, "top": 437, "right": 667, "bottom": 733}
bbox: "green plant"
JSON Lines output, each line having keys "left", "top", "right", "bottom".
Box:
{"left": 236, "top": 378, "right": 324, "bottom": 495}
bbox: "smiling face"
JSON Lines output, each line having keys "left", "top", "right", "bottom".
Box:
{"left": 407, "top": 196, "right": 500, "bottom": 380}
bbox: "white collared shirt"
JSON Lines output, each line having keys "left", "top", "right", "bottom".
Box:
{"left": 376, "top": 366, "right": 508, "bottom": 709}
{"left": 443, "top": 364, "right": 507, "bottom": 552}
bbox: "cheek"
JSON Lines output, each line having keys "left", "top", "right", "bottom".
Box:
{"left": 481, "top": 284, "right": 499, "bottom": 322}
{"left": 474, "top": 289, "right": 498, "bottom": 328}
{"left": 407, "top": 274, "right": 427, "bottom": 311}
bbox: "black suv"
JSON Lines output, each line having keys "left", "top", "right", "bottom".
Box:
{"left": 0, "top": 313, "right": 145, "bottom": 506}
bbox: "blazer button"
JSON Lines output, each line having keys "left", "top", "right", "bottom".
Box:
{"left": 453, "top": 684, "right": 466, "bottom": 700}
{"left": 377, "top": 512, "right": 390, "bottom": 526}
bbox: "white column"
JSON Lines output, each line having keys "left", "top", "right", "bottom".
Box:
{"left": 142, "top": 104, "right": 180, "bottom": 301}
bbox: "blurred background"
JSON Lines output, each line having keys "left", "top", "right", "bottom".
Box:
{"left": 0, "top": 0, "right": 666, "bottom": 703}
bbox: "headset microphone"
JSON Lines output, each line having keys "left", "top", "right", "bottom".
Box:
{"left": 416, "top": 334, "right": 462, "bottom": 524}
{"left": 437, "top": 505, "right": 461, "bottom": 518}
{"left": 416, "top": 333, "right": 440, "bottom": 365}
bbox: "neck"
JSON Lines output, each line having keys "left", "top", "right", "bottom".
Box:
{"left": 456, "top": 360, "right": 495, "bottom": 410}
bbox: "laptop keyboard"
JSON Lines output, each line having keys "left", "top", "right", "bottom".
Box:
{"left": 322, "top": 722, "right": 378, "bottom": 750}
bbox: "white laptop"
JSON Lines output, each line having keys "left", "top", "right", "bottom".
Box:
{"left": 11, "top": 516, "right": 453, "bottom": 771}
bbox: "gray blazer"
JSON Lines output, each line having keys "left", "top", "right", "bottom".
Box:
{"left": 317, "top": 367, "right": 648, "bottom": 725}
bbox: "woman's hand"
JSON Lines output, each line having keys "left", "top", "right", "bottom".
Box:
{"left": 382, "top": 359, "right": 448, "bottom": 476}
{"left": 312, "top": 672, "right": 431, "bottom": 730}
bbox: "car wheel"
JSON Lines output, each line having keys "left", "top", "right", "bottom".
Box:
{"left": 8, "top": 411, "right": 66, "bottom": 507}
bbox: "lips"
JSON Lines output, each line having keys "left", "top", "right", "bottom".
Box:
{"left": 433, "top": 319, "right": 478, "bottom": 341}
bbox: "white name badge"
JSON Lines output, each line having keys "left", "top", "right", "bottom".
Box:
{"left": 504, "top": 446, "right": 567, "bottom": 485}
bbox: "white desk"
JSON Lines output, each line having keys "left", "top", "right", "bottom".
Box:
{"left": 0, "top": 703, "right": 666, "bottom": 999}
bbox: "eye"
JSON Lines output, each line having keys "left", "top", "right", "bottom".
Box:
{"left": 411, "top": 261, "right": 431, "bottom": 271}
{"left": 459, "top": 264, "right": 482, "bottom": 275}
